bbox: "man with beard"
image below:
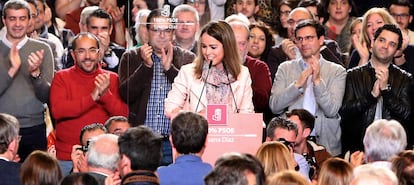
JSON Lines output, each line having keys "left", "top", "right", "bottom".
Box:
{"left": 232, "top": 0, "right": 259, "bottom": 24}
{"left": 50, "top": 32, "right": 128, "bottom": 175}
{"left": 340, "top": 24, "right": 412, "bottom": 154}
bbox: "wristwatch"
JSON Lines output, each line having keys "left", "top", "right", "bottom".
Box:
{"left": 104, "top": 49, "right": 112, "bottom": 57}
{"left": 381, "top": 84, "right": 391, "bottom": 92}
{"left": 31, "top": 72, "right": 41, "bottom": 80}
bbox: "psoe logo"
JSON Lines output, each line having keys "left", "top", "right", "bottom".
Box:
{"left": 161, "top": 5, "right": 170, "bottom": 17}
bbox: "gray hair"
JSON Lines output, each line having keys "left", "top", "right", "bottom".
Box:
{"left": 225, "top": 13, "right": 250, "bottom": 40}
{"left": 363, "top": 119, "right": 407, "bottom": 162}
{"left": 172, "top": 4, "right": 199, "bottom": 23}
{"left": 87, "top": 134, "right": 119, "bottom": 172}
{"left": 352, "top": 164, "right": 398, "bottom": 185}
{"left": 0, "top": 113, "right": 19, "bottom": 154}
{"left": 225, "top": 13, "right": 250, "bottom": 27}
{"left": 80, "top": 6, "right": 99, "bottom": 25}
{"left": 134, "top": 9, "right": 151, "bottom": 44}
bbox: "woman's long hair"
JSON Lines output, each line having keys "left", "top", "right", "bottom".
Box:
{"left": 194, "top": 21, "right": 242, "bottom": 79}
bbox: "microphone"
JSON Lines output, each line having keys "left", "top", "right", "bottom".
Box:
{"left": 195, "top": 60, "right": 213, "bottom": 112}
{"left": 223, "top": 62, "right": 239, "bottom": 113}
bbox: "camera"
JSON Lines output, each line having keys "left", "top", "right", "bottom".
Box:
{"left": 77, "top": 140, "right": 90, "bottom": 153}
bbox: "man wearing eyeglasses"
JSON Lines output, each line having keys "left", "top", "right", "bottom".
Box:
{"left": 266, "top": 7, "right": 344, "bottom": 83}
{"left": 389, "top": 0, "right": 414, "bottom": 44}
{"left": 50, "top": 32, "right": 128, "bottom": 175}
{"left": 62, "top": 8, "right": 125, "bottom": 73}
{"left": 269, "top": 19, "right": 346, "bottom": 157}
{"left": 118, "top": 8, "right": 195, "bottom": 166}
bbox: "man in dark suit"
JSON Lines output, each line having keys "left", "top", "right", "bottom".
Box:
{"left": 0, "top": 113, "right": 21, "bottom": 185}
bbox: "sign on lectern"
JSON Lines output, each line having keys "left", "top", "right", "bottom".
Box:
{"left": 202, "top": 104, "right": 263, "bottom": 165}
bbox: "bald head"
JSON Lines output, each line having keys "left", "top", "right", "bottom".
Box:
{"left": 287, "top": 7, "right": 314, "bottom": 39}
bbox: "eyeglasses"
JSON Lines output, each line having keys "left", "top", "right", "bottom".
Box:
{"left": 280, "top": 10, "right": 290, "bottom": 17}
{"left": 391, "top": 13, "right": 410, "bottom": 19}
{"left": 277, "top": 138, "right": 295, "bottom": 149}
{"left": 295, "top": 35, "right": 317, "bottom": 43}
{"left": 17, "top": 135, "right": 22, "bottom": 142}
{"left": 188, "top": 0, "right": 206, "bottom": 4}
{"left": 74, "top": 48, "right": 100, "bottom": 56}
{"left": 287, "top": 19, "right": 305, "bottom": 26}
{"left": 149, "top": 28, "right": 174, "bottom": 35}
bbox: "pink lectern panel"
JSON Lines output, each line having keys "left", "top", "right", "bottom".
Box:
{"left": 202, "top": 112, "right": 263, "bottom": 166}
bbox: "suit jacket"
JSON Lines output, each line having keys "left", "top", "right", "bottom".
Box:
{"left": 0, "top": 159, "right": 21, "bottom": 185}
{"left": 269, "top": 56, "right": 346, "bottom": 156}
{"left": 89, "top": 172, "right": 107, "bottom": 185}
{"left": 164, "top": 62, "right": 254, "bottom": 115}
{"left": 118, "top": 46, "right": 196, "bottom": 126}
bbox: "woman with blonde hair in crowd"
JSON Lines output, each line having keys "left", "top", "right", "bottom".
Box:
{"left": 267, "top": 170, "right": 311, "bottom": 185}
{"left": 165, "top": 21, "right": 254, "bottom": 118}
{"left": 316, "top": 157, "right": 353, "bottom": 185}
{"left": 20, "top": 150, "right": 62, "bottom": 185}
{"left": 348, "top": 8, "right": 397, "bottom": 69}
{"left": 255, "top": 141, "right": 296, "bottom": 177}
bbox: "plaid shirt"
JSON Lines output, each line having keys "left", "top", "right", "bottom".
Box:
{"left": 144, "top": 53, "right": 171, "bottom": 136}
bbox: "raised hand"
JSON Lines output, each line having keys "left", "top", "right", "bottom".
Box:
{"left": 108, "top": 5, "right": 125, "bottom": 24}
{"left": 8, "top": 43, "right": 21, "bottom": 77}
{"left": 92, "top": 73, "right": 110, "bottom": 101}
{"left": 28, "top": 49, "right": 44, "bottom": 77}
{"left": 375, "top": 66, "right": 389, "bottom": 90}
{"left": 295, "top": 67, "right": 312, "bottom": 88}
{"left": 140, "top": 43, "right": 154, "bottom": 68}
{"left": 281, "top": 39, "right": 297, "bottom": 60}
{"left": 97, "top": 32, "right": 110, "bottom": 53}
{"left": 371, "top": 80, "right": 380, "bottom": 98}
{"left": 309, "top": 55, "right": 321, "bottom": 85}
{"left": 161, "top": 42, "right": 173, "bottom": 71}
{"left": 70, "top": 144, "right": 83, "bottom": 172}
{"left": 352, "top": 36, "right": 369, "bottom": 66}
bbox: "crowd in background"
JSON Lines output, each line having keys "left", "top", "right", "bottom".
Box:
{"left": 1, "top": 0, "right": 414, "bottom": 185}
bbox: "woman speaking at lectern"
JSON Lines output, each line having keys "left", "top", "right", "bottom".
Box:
{"left": 165, "top": 21, "right": 254, "bottom": 119}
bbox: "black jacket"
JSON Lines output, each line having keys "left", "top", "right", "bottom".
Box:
{"left": 340, "top": 62, "right": 412, "bottom": 153}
